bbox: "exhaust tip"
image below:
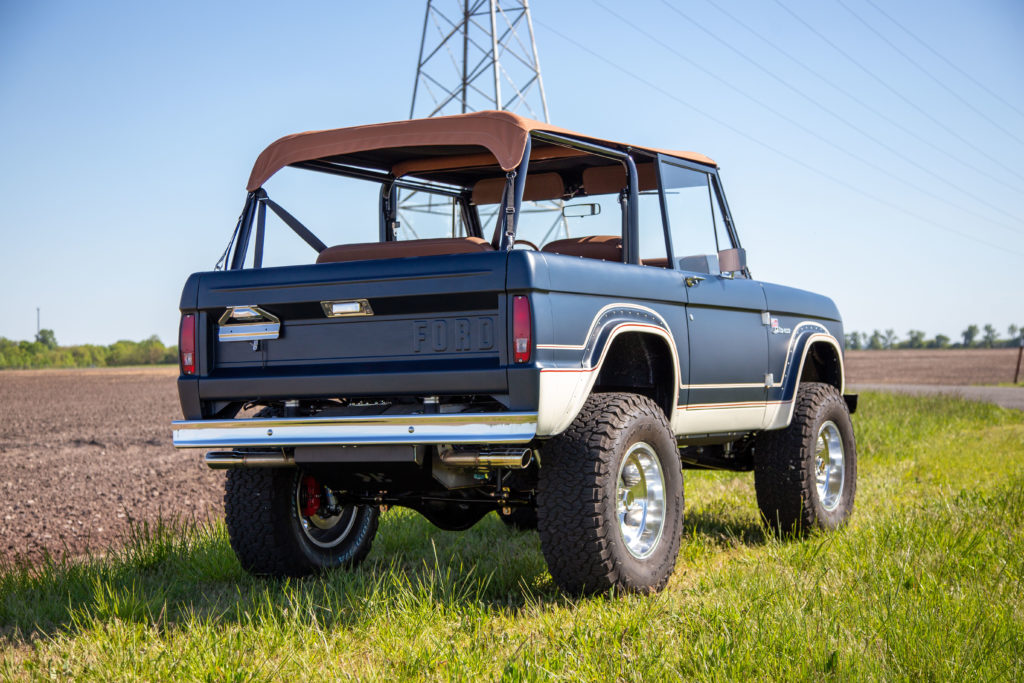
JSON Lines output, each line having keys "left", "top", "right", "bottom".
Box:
{"left": 204, "top": 451, "right": 294, "bottom": 469}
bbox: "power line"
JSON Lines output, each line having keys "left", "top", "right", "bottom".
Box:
{"left": 597, "top": 0, "right": 1022, "bottom": 236}
{"left": 770, "top": 0, "right": 1024, "bottom": 185}
{"left": 862, "top": 0, "right": 1024, "bottom": 121}
{"left": 691, "top": 0, "right": 1024, "bottom": 199}
{"left": 530, "top": 18, "right": 1024, "bottom": 258}
{"left": 835, "top": 0, "right": 1024, "bottom": 147}
{"left": 649, "top": 0, "right": 1023, "bottom": 234}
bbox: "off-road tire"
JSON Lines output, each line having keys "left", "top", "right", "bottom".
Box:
{"left": 499, "top": 506, "right": 538, "bottom": 531}
{"left": 536, "top": 392, "right": 683, "bottom": 595}
{"left": 754, "top": 382, "right": 857, "bottom": 535}
{"left": 224, "top": 467, "right": 379, "bottom": 577}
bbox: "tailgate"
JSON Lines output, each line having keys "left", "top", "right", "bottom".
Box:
{"left": 190, "top": 252, "right": 510, "bottom": 405}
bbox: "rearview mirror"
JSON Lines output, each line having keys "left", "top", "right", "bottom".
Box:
{"left": 562, "top": 203, "right": 601, "bottom": 218}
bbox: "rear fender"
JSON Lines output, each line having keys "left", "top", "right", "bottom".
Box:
{"left": 536, "top": 305, "right": 680, "bottom": 436}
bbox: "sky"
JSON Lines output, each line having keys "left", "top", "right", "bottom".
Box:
{"left": 0, "top": 0, "right": 1021, "bottom": 347}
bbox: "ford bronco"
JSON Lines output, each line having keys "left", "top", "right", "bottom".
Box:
{"left": 172, "top": 111, "right": 857, "bottom": 594}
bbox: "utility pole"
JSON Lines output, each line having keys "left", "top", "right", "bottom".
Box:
{"left": 36, "top": 307, "right": 40, "bottom": 336}
{"left": 405, "top": 1, "right": 564, "bottom": 238}
{"left": 1015, "top": 335, "right": 1023, "bottom": 384}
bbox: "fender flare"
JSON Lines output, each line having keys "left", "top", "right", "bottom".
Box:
{"left": 764, "top": 322, "right": 845, "bottom": 430}
{"left": 536, "top": 304, "right": 680, "bottom": 436}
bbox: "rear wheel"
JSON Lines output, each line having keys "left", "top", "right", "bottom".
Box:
{"left": 224, "top": 468, "right": 379, "bottom": 577}
{"left": 536, "top": 392, "right": 683, "bottom": 595}
{"left": 754, "top": 382, "right": 857, "bottom": 535}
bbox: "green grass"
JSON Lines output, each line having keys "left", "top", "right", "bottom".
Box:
{"left": 2, "top": 392, "right": 1022, "bottom": 681}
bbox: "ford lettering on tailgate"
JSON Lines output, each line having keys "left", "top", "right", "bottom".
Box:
{"left": 412, "top": 317, "right": 495, "bottom": 353}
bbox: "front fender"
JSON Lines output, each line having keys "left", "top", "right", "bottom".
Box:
{"left": 764, "top": 323, "right": 845, "bottom": 430}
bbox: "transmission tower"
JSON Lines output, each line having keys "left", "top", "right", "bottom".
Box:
{"left": 409, "top": 0, "right": 550, "bottom": 120}
{"left": 401, "top": 1, "right": 565, "bottom": 241}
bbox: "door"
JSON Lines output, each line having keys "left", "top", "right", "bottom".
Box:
{"left": 658, "top": 159, "right": 769, "bottom": 434}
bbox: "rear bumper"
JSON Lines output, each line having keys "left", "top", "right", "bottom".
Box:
{"left": 172, "top": 412, "right": 538, "bottom": 449}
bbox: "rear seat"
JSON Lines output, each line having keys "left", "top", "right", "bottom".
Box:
{"left": 542, "top": 235, "right": 621, "bottom": 262}
{"left": 316, "top": 237, "right": 493, "bottom": 264}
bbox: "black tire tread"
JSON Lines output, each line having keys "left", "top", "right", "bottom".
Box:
{"left": 224, "top": 468, "right": 379, "bottom": 577}
{"left": 754, "top": 382, "right": 857, "bottom": 535}
{"left": 536, "top": 392, "right": 682, "bottom": 594}
{"left": 225, "top": 468, "right": 307, "bottom": 576}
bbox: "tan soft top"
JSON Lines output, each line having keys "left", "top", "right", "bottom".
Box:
{"left": 246, "top": 110, "right": 716, "bottom": 191}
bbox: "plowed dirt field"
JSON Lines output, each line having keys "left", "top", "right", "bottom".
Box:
{"left": 0, "top": 367, "right": 223, "bottom": 563}
{"left": 1, "top": 348, "right": 1020, "bottom": 563}
{"left": 845, "top": 348, "right": 1021, "bottom": 385}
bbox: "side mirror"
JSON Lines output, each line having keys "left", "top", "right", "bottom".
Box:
{"left": 562, "top": 203, "right": 601, "bottom": 218}
{"left": 718, "top": 248, "right": 746, "bottom": 274}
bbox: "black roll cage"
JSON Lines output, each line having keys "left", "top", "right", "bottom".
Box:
{"left": 224, "top": 132, "right": 740, "bottom": 273}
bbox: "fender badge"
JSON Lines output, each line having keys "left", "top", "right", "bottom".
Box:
{"left": 770, "top": 318, "right": 792, "bottom": 335}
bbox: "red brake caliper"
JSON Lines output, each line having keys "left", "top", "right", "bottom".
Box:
{"left": 300, "top": 474, "right": 322, "bottom": 517}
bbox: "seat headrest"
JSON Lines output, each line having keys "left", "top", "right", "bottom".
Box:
{"left": 471, "top": 172, "right": 565, "bottom": 205}
{"left": 581, "top": 163, "right": 658, "bottom": 195}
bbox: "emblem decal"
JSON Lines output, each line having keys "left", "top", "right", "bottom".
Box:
{"left": 770, "top": 318, "right": 792, "bottom": 335}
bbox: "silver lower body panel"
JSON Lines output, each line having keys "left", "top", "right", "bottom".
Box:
{"left": 172, "top": 412, "right": 538, "bottom": 449}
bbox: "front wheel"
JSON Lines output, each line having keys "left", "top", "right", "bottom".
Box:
{"left": 224, "top": 468, "right": 379, "bottom": 577}
{"left": 754, "top": 382, "right": 857, "bottom": 535}
{"left": 536, "top": 392, "right": 683, "bottom": 595}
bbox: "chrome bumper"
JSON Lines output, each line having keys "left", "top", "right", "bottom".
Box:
{"left": 172, "top": 412, "right": 538, "bottom": 449}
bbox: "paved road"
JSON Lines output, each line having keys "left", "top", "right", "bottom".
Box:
{"left": 850, "top": 384, "right": 1024, "bottom": 412}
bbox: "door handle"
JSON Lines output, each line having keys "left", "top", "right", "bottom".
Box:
{"left": 684, "top": 275, "right": 706, "bottom": 288}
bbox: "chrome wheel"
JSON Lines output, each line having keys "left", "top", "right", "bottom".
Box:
{"left": 815, "top": 420, "right": 845, "bottom": 512}
{"left": 616, "top": 442, "right": 666, "bottom": 559}
{"left": 295, "top": 474, "right": 358, "bottom": 549}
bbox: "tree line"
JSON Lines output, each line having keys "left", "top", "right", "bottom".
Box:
{"left": 0, "top": 329, "right": 178, "bottom": 369}
{"left": 846, "top": 324, "right": 1024, "bottom": 350}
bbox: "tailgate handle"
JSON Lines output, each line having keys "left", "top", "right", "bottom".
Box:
{"left": 218, "top": 306, "right": 281, "bottom": 342}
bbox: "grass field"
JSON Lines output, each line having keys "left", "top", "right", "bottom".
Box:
{"left": 2, "top": 392, "right": 1022, "bottom": 681}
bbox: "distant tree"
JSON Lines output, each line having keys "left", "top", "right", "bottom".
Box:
{"left": 905, "top": 329, "right": 926, "bottom": 349}
{"left": 868, "top": 330, "right": 885, "bottom": 350}
{"left": 883, "top": 329, "right": 898, "bottom": 349}
{"left": 35, "top": 328, "right": 57, "bottom": 349}
{"left": 930, "top": 334, "right": 950, "bottom": 349}
{"left": 846, "top": 331, "right": 862, "bottom": 350}
{"left": 982, "top": 324, "right": 998, "bottom": 348}
{"left": 1009, "top": 324, "right": 1020, "bottom": 341}
{"left": 962, "top": 324, "right": 979, "bottom": 348}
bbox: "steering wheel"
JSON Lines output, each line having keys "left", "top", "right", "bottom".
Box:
{"left": 513, "top": 239, "right": 540, "bottom": 251}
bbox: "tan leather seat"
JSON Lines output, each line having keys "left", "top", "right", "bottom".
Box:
{"left": 316, "top": 237, "right": 493, "bottom": 264}
{"left": 542, "top": 235, "right": 621, "bottom": 262}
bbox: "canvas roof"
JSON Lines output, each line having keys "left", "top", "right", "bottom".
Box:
{"left": 246, "top": 110, "right": 716, "bottom": 191}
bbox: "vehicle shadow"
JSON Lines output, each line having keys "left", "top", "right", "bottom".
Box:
{"left": 683, "top": 508, "right": 769, "bottom": 547}
{"left": 0, "top": 513, "right": 554, "bottom": 642}
{"left": 1, "top": 508, "right": 771, "bottom": 643}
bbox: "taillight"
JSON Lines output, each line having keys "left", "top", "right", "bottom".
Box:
{"left": 512, "top": 295, "right": 532, "bottom": 364}
{"left": 179, "top": 314, "right": 197, "bottom": 375}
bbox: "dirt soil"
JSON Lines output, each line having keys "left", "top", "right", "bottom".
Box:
{"left": 845, "top": 348, "right": 1022, "bottom": 385}
{"left": 1, "top": 349, "right": 1019, "bottom": 564}
{"left": 0, "top": 367, "right": 224, "bottom": 564}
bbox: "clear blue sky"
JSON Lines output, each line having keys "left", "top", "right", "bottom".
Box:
{"left": 1, "top": 0, "right": 1021, "bottom": 346}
